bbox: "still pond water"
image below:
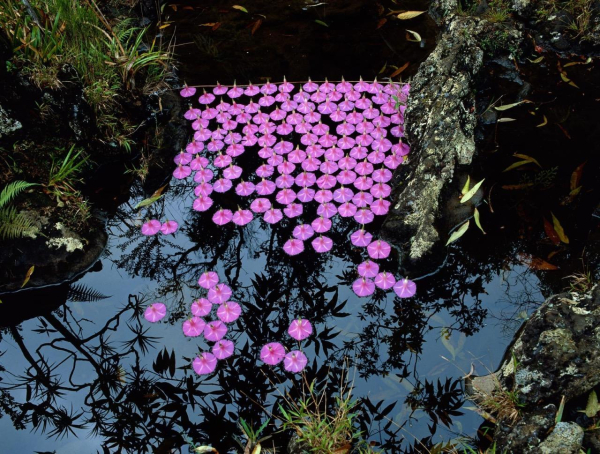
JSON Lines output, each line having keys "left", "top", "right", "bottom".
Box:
{"left": 1, "top": 0, "right": 597, "bottom": 452}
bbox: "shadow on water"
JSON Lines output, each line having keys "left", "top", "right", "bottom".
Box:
{"left": 1, "top": 1, "right": 600, "bottom": 453}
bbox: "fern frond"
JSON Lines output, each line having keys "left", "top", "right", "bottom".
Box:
{"left": 0, "top": 180, "right": 37, "bottom": 208}
{"left": 67, "top": 283, "right": 111, "bottom": 302}
{"left": 0, "top": 206, "right": 36, "bottom": 240}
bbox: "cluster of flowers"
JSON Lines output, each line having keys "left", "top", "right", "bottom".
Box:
{"left": 141, "top": 219, "right": 179, "bottom": 236}
{"left": 178, "top": 79, "right": 416, "bottom": 299}
{"left": 259, "top": 318, "right": 313, "bottom": 373}
{"left": 144, "top": 270, "right": 241, "bottom": 375}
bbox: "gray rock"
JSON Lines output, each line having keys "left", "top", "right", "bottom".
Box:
{"left": 538, "top": 422, "right": 583, "bottom": 454}
{"left": 0, "top": 104, "right": 22, "bottom": 138}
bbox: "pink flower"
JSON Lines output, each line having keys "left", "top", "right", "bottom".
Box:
{"left": 183, "top": 317, "right": 205, "bottom": 337}
{"left": 260, "top": 342, "right": 286, "bottom": 365}
{"left": 144, "top": 302, "right": 166, "bottom": 322}
{"left": 284, "top": 350, "right": 308, "bottom": 373}
{"left": 204, "top": 320, "right": 228, "bottom": 342}
{"left": 160, "top": 220, "right": 178, "bottom": 235}
{"left": 193, "top": 352, "right": 217, "bottom": 375}
{"left": 288, "top": 318, "right": 313, "bottom": 341}
{"left": 212, "top": 340, "right": 235, "bottom": 359}
{"left": 191, "top": 298, "right": 212, "bottom": 317}
{"left": 216, "top": 301, "right": 241, "bottom": 323}
{"left": 141, "top": 220, "right": 161, "bottom": 236}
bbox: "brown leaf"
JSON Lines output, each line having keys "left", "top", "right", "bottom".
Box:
{"left": 556, "top": 123, "right": 571, "bottom": 139}
{"left": 22, "top": 266, "right": 34, "bottom": 288}
{"left": 376, "top": 18, "right": 387, "bottom": 29}
{"left": 212, "top": 22, "right": 222, "bottom": 31}
{"left": 570, "top": 162, "right": 585, "bottom": 191}
{"left": 543, "top": 217, "right": 560, "bottom": 246}
{"left": 251, "top": 18, "right": 263, "bottom": 35}
{"left": 170, "top": 4, "right": 178, "bottom": 11}
{"left": 183, "top": 6, "right": 194, "bottom": 10}
{"left": 518, "top": 253, "right": 559, "bottom": 270}
{"left": 389, "top": 62, "right": 409, "bottom": 78}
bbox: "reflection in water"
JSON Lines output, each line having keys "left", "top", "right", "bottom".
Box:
{"left": 0, "top": 173, "right": 538, "bottom": 453}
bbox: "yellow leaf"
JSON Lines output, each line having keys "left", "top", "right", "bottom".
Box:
{"left": 497, "top": 117, "right": 516, "bottom": 122}
{"left": 251, "top": 444, "right": 262, "bottom": 454}
{"left": 378, "top": 61, "right": 387, "bottom": 74}
{"left": 397, "top": 11, "right": 426, "bottom": 19}
{"left": 159, "top": 23, "right": 171, "bottom": 29}
{"left": 461, "top": 178, "right": 485, "bottom": 204}
{"left": 527, "top": 56, "right": 544, "bottom": 63}
{"left": 406, "top": 29, "right": 421, "bottom": 42}
{"left": 503, "top": 160, "right": 531, "bottom": 172}
{"left": 193, "top": 446, "right": 218, "bottom": 453}
{"left": 494, "top": 101, "right": 528, "bottom": 111}
{"left": 232, "top": 5, "right": 248, "bottom": 13}
{"left": 315, "top": 19, "right": 329, "bottom": 27}
{"left": 569, "top": 186, "right": 582, "bottom": 197}
{"left": 151, "top": 184, "right": 168, "bottom": 198}
{"left": 389, "top": 62, "right": 409, "bottom": 78}
{"left": 570, "top": 162, "right": 585, "bottom": 191}
{"left": 461, "top": 175, "right": 471, "bottom": 195}
{"left": 22, "top": 265, "right": 34, "bottom": 288}
{"left": 474, "top": 207, "right": 486, "bottom": 234}
{"left": 560, "top": 72, "right": 571, "bottom": 83}
{"left": 568, "top": 80, "right": 579, "bottom": 88}
{"left": 513, "top": 153, "right": 542, "bottom": 168}
{"left": 199, "top": 23, "right": 218, "bottom": 27}
{"left": 536, "top": 115, "right": 547, "bottom": 127}
{"left": 446, "top": 220, "right": 469, "bottom": 246}
{"left": 551, "top": 212, "right": 569, "bottom": 244}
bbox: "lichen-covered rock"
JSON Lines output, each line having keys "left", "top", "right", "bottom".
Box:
{"left": 0, "top": 104, "right": 22, "bottom": 138}
{"left": 538, "top": 422, "right": 583, "bottom": 454}
{"left": 382, "top": 10, "right": 496, "bottom": 271}
{"left": 475, "top": 285, "right": 600, "bottom": 452}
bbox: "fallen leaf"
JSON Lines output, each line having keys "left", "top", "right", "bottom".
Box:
{"left": 378, "top": 61, "right": 387, "bottom": 74}
{"left": 170, "top": 4, "right": 177, "bottom": 11}
{"left": 497, "top": 117, "right": 516, "bottom": 122}
{"left": 405, "top": 29, "right": 421, "bottom": 42}
{"left": 551, "top": 212, "right": 569, "bottom": 244}
{"left": 251, "top": 18, "right": 263, "bottom": 35}
{"left": 135, "top": 195, "right": 162, "bottom": 209}
{"left": 232, "top": 5, "right": 248, "bottom": 13}
{"left": 212, "top": 22, "right": 222, "bottom": 31}
{"left": 251, "top": 444, "right": 262, "bottom": 454}
{"left": 503, "top": 160, "right": 532, "bottom": 172}
{"left": 474, "top": 207, "right": 486, "bottom": 234}
{"left": 536, "top": 115, "right": 547, "bottom": 127}
{"left": 518, "top": 253, "right": 558, "bottom": 270}
{"left": 397, "top": 11, "right": 426, "bottom": 19}
{"left": 461, "top": 175, "right": 471, "bottom": 195}
{"left": 543, "top": 217, "right": 560, "bottom": 245}
{"left": 22, "top": 266, "right": 34, "bottom": 288}
{"left": 513, "top": 153, "right": 542, "bottom": 168}
{"left": 570, "top": 162, "right": 585, "bottom": 191}
{"left": 494, "top": 100, "right": 528, "bottom": 111}
{"left": 556, "top": 123, "right": 571, "bottom": 139}
{"left": 580, "top": 390, "right": 600, "bottom": 418}
{"left": 376, "top": 18, "right": 387, "bottom": 29}
{"left": 461, "top": 178, "right": 484, "bottom": 203}
{"left": 389, "top": 61, "right": 409, "bottom": 78}
{"left": 527, "top": 56, "right": 544, "bottom": 63}
{"left": 151, "top": 184, "right": 168, "bottom": 198}
{"left": 199, "top": 23, "right": 219, "bottom": 27}
{"left": 315, "top": 19, "right": 329, "bottom": 27}
{"left": 446, "top": 220, "right": 470, "bottom": 246}
{"left": 159, "top": 23, "right": 172, "bottom": 29}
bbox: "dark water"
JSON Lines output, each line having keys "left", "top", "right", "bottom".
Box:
{"left": 1, "top": 1, "right": 600, "bottom": 453}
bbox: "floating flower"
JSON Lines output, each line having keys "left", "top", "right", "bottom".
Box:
{"left": 208, "top": 283, "right": 232, "bottom": 304}
{"left": 260, "top": 342, "right": 286, "bottom": 365}
{"left": 374, "top": 272, "right": 396, "bottom": 290}
{"left": 198, "top": 271, "right": 219, "bottom": 289}
{"left": 144, "top": 302, "right": 166, "bottom": 322}
{"left": 284, "top": 350, "right": 308, "bottom": 373}
{"left": 160, "top": 220, "right": 178, "bottom": 235}
{"left": 283, "top": 238, "right": 304, "bottom": 256}
{"left": 357, "top": 260, "right": 379, "bottom": 278}
{"left": 288, "top": 318, "right": 313, "bottom": 341}
{"left": 191, "top": 297, "right": 212, "bottom": 316}
{"left": 393, "top": 278, "right": 417, "bottom": 298}
{"left": 312, "top": 236, "right": 333, "bottom": 253}
{"left": 183, "top": 317, "right": 205, "bottom": 337}
{"left": 352, "top": 277, "right": 375, "bottom": 297}
{"left": 180, "top": 85, "right": 196, "bottom": 97}
{"left": 141, "top": 220, "right": 161, "bottom": 236}
{"left": 204, "top": 320, "right": 228, "bottom": 342}
{"left": 367, "top": 240, "right": 392, "bottom": 259}
{"left": 217, "top": 301, "right": 242, "bottom": 323}
{"left": 212, "top": 340, "right": 235, "bottom": 359}
{"left": 193, "top": 352, "right": 217, "bottom": 375}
